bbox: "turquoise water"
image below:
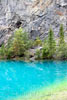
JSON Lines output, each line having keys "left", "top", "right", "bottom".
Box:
{"left": 0, "top": 61, "right": 67, "bottom": 100}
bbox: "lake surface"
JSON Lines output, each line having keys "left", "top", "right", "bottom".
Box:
{"left": 0, "top": 61, "right": 67, "bottom": 100}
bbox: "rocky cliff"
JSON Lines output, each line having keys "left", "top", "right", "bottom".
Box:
{"left": 0, "top": 0, "right": 67, "bottom": 45}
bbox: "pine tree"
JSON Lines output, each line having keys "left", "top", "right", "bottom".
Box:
{"left": 42, "top": 39, "right": 49, "bottom": 59}
{"left": 12, "top": 27, "right": 26, "bottom": 56}
{"left": 42, "top": 28, "right": 56, "bottom": 59}
{"left": 58, "top": 24, "right": 67, "bottom": 59}
{"left": 59, "top": 24, "right": 64, "bottom": 44}
{"left": 48, "top": 28, "right": 56, "bottom": 58}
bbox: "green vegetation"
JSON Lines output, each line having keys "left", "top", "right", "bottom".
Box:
{"left": 0, "top": 25, "right": 67, "bottom": 60}
{"left": 42, "top": 28, "right": 56, "bottom": 59}
{"left": 57, "top": 24, "right": 67, "bottom": 59}
{"left": 34, "top": 37, "right": 42, "bottom": 46}
{"left": 35, "top": 49, "right": 41, "bottom": 60}
{"left": 0, "top": 27, "right": 32, "bottom": 59}
{"left": 0, "top": 44, "right": 6, "bottom": 59}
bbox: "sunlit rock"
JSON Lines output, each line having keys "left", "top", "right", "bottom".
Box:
{"left": 0, "top": 0, "right": 67, "bottom": 45}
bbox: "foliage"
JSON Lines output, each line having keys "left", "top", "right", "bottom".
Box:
{"left": 34, "top": 37, "right": 42, "bottom": 46}
{"left": 24, "top": 51, "right": 30, "bottom": 60}
{"left": 0, "top": 25, "right": 67, "bottom": 60}
{"left": 35, "top": 49, "right": 41, "bottom": 60}
{"left": 59, "top": 24, "right": 65, "bottom": 44}
{"left": 57, "top": 43, "right": 67, "bottom": 59}
{"left": 0, "top": 27, "right": 31, "bottom": 59}
{"left": 0, "top": 44, "right": 6, "bottom": 59}
{"left": 12, "top": 27, "right": 31, "bottom": 56}
{"left": 57, "top": 24, "right": 67, "bottom": 59}
{"left": 42, "top": 39, "right": 49, "bottom": 59}
{"left": 42, "top": 28, "right": 56, "bottom": 59}
{"left": 48, "top": 28, "right": 56, "bottom": 58}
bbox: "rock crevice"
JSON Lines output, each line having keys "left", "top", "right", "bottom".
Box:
{"left": 0, "top": 0, "right": 67, "bottom": 44}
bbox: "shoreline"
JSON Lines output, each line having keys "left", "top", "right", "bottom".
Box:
{"left": 0, "top": 59, "right": 67, "bottom": 62}
{"left": 13, "top": 80, "right": 67, "bottom": 100}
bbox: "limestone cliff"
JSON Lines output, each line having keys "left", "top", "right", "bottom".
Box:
{"left": 0, "top": 0, "right": 67, "bottom": 45}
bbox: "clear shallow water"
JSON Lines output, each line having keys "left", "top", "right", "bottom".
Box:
{"left": 0, "top": 61, "right": 67, "bottom": 100}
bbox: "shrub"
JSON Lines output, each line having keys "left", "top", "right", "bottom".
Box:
{"left": 35, "top": 49, "right": 41, "bottom": 60}
{"left": 34, "top": 37, "right": 42, "bottom": 47}
{"left": 0, "top": 44, "right": 7, "bottom": 59}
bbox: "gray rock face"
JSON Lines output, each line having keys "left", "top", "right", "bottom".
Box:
{"left": 0, "top": 0, "right": 67, "bottom": 45}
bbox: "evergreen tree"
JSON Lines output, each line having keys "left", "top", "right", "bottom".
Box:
{"left": 42, "top": 39, "right": 49, "bottom": 59}
{"left": 12, "top": 27, "right": 31, "bottom": 57}
{"left": 58, "top": 24, "right": 67, "bottom": 59}
{"left": 0, "top": 27, "right": 32, "bottom": 59}
{"left": 12, "top": 27, "right": 26, "bottom": 56}
{"left": 42, "top": 28, "right": 56, "bottom": 59}
{"left": 59, "top": 24, "right": 64, "bottom": 44}
{"left": 48, "top": 28, "right": 56, "bottom": 58}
